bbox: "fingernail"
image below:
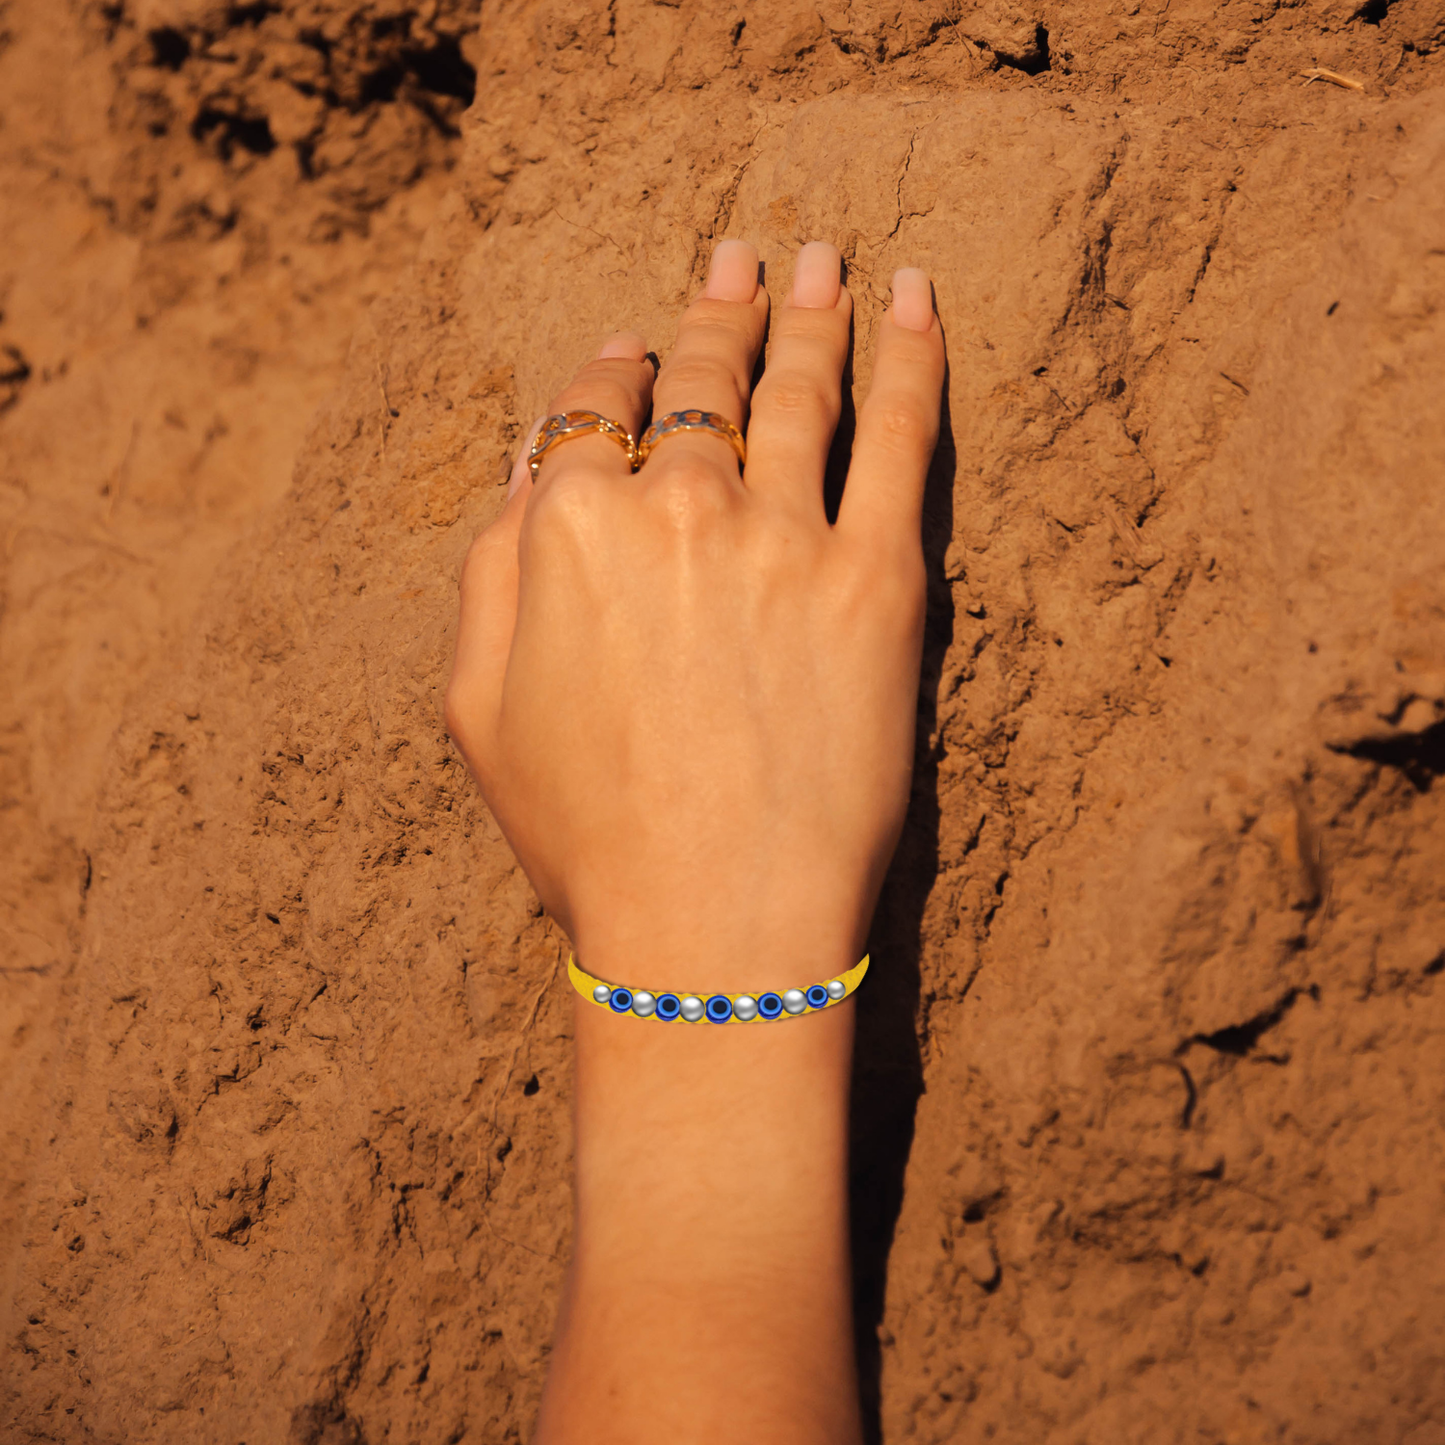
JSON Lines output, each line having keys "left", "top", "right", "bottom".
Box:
{"left": 510, "top": 415, "right": 545, "bottom": 497}
{"left": 891, "top": 268, "right": 934, "bottom": 332}
{"left": 704, "top": 239, "right": 760, "bottom": 302}
{"left": 790, "top": 241, "right": 841, "bottom": 309}
{"left": 598, "top": 331, "right": 648, "bottom": 361}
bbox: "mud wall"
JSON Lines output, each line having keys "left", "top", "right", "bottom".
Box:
{"left": 1, "top": 0, "right": 478, "bottom": 1315}
{"left": 5, "top": 2, "right": 1445, "bottom": 1442}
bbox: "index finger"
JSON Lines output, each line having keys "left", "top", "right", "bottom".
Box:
{"left": 835, "top": 268, "right": 944, "bottom": 550}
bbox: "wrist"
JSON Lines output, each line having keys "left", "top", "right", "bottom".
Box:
{"left": 570, "top": 903, "right": 868, "bottom": 1001}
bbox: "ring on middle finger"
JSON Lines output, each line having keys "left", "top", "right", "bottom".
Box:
{"left": 636, "top": 410, "right": 747, "bottom": 471}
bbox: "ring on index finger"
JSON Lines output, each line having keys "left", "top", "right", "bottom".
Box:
{"left": 528, "top": 410, "right": 639, "bottom": 481}
{"left": 636, "top": 410, "right": 747, "bottom": 471}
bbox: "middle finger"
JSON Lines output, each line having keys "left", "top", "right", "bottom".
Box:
{"left": 646, "top": 239, "right": 770, "bottom": 482}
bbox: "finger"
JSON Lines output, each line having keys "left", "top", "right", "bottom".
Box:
{"left": 535, "top": 331, "right": 655, "bottom": 485}
{"left": 746, "top": 241, "right": 852, "bottom": 514}
{"left": 646, "top": 239, "right": 769, "bottom": 480}
{"left": 835, "top": 268, "right": 945, "bottom": 551}
{"left": 445, "top": 417, "right": 541, "bottom": 782}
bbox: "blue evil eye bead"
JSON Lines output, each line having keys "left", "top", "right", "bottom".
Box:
{"left": 781, "top": 988, "right": 808, "bottom": 1015}
{"left": 655, "top": 993, "right": 681, "bottom": 1021}
{"left": 826, "top": 979, "right": 847, "bottom": 1000}
{"left": 705, "top": 995, "right": 733, "bottom": 1023}
{"left": 631, "top": 990, "right": 656, "bottom": 1018}
{"left": 732, "top": 994, "right": 759, "bottom": 1022}
{"left": 609, "top": 988, "right": 634, "bottom": 1013}
{"left": 757, "top": 992, "right": 784, "bottom": 1019}
{"left": 592, "top": 983, "right": 612, "bottom": 1004}
{"left": 680, "top": 995, "right": 705, "bottom": 1021}
{"left": 805, "top": 984, "right": 830, "bottom": 1009}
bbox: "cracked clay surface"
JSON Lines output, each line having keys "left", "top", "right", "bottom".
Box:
{"left": 3, "top": 0, "right": 1445, "bottom": 1442}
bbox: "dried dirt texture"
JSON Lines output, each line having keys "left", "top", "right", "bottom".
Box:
{"left": 5, "top": 1, "right": 1445, "bottom": 1443}
{"left": 0, "top": 0, "right": 477, "bottom": 1282}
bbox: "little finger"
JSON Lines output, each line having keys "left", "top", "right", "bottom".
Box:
{"left": 835, "top": 268, "right": 944, "bottom": 552}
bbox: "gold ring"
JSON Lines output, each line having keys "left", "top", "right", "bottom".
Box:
{"left": 636, "top": 410, "right": 746, "bottom": 470}
{"left": 528, "top": 410, "right": 638, "bottom": 481}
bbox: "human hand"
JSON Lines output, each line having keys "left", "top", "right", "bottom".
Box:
{"left": 446, "top": 239, "right": 944, "bottom": 992}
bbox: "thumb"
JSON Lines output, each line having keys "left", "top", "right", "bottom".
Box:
{"left": 444, "top": 417, "right": 542, "bottom": 782}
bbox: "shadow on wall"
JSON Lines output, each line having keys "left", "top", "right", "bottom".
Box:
{"left": 850, "top": 350, "right": 958, "bottom": 1444}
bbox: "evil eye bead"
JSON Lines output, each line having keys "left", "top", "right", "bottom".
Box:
{"left": 680, "top": 995, "right": 705, "bottom": 1022}
{"left": 592, "top": 984, "right": 612, "bottom": 1004}
{"left": 631, "top": 990, "right": 656, "bottom": 1018}
{"left": 826, "top": 979, "right": 847, "bottom": 1000}
{"left": 782, "top": 988, "right": 807, "bottom": 1015}
{"left": 705, "top": 995, "right": 733, "bottom": 1023}
{"left": 805, "top": 984, "right": 830, "bottom": 1009}
{"left": 757, "top": 992, "right": 784, "bottom": 1020}
{"left": 655, "top": 993, "right": 681, "bottom": 1021}
{"left": 609, "top": 988, "right": 634, "bottom": 1013}
{"left": 732, "top": 994, "right": 759, "bottom": 1022}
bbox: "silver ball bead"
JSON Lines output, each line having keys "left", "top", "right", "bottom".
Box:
{"left": 631, "top": 990, "right": 656, "bottom": 1018}
{"left": 782, "top": 988, "right": 807, "bottom": 1015}
{"left": 732, "top": 994, "right": 759, "bottom": 1022}
{"left": 592, "top": 984, "right": 612, "bottom": 1004}
{"left": 680, "top": 995, "right": 705, "bottom": 1022}
{"left": 826, "top": 979, "right": 847, "bottom": 1000}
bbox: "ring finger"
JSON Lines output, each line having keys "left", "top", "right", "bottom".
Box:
{"left": 645, "top": 239, "right": 770, "bottom": 481}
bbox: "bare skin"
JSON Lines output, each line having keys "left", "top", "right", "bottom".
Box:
{"left": 446, "top": 237, "right": 944, "bottom": 1444}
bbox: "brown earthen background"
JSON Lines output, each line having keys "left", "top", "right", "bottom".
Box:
{"left": 3, "top": 1, "right": 1444, "bottom": 1441}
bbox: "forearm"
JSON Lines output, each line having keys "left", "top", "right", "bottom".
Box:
{"left": 535, "top": 962, "right": 863, "bottom": 1445}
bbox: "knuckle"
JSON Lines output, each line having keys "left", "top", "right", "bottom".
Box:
{"left": 760, "top": 374, "right": 835, "bottom": 419}
{"left": 660, "top": 355, "right": 733, "bottom": 397}
{"left": 524, "top": 473, "right": 600, "bottom": 544}
{"left": 870, "top": 400, "right": 925, "bottom": 444}
{"left": 683, "top": 303, "right": 750, "bottom": 340}
{"left": 661, "top": 347, "right": 750, "bottom": 402}
{"left": 646, "top": 464, "right": 730, "bottom": 532}
{"left": 778, "top": 308, "right": 847, "bottom": 346}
